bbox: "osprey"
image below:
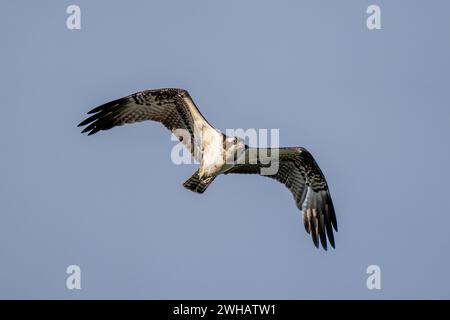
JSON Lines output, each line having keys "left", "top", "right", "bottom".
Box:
{"left": 78, "top": 88, "right": 338, "bottom": 249}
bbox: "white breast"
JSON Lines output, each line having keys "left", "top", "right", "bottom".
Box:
{"left": 200, "top": 128, "right": 224, "bottom": 176}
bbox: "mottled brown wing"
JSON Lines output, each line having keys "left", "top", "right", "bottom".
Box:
{"left": 78, "top": 88, "right": 210, "bottom": 159}
{"left": 225, "top": 147, "right": 337, "bottom": 250}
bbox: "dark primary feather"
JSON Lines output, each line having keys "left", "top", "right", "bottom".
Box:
{"left": 78, "top": 88, "right": 203, "bottom": 157}
{"left": 225, "top": 147, "right": 337, "bottom": 250}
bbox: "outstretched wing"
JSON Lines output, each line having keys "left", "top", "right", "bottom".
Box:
{"left": 225, "top": 147, "right": 337, "bottom": 250}
{"left": 78, "top": 88, "right": 213, "bottom": 160}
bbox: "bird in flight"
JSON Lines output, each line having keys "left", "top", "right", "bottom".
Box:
{"left": 78, "top": 88, "right": 337, "bottom": 249}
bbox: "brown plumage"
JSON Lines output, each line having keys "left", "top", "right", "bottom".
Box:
{"left": 225, "top": 147, "right": 337, "bottom": 249}
{"left": 78, "top": 88, "right": 338, "bottom": 250}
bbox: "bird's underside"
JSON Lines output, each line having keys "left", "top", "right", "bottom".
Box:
{"left": 78, "top": 88, "right": 338, "bottom": 249}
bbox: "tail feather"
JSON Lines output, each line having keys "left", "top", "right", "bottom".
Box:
{"left": 182, "top": 170, "right": 216, "bottom": 194}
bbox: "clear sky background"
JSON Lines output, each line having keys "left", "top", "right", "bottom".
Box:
{"left": 1, "top": 0, "right": 449, "bottom": 299}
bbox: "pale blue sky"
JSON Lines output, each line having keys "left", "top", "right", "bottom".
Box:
{"left": 1, "top": 0, "right": 449, "bottom": 299}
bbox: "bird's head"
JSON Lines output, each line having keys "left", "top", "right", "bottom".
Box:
{"left": 226, "top": 136, "right": 246, "bottom": 149}
{"left": 224, "top": 136, "right": 248, "bottom": 164}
